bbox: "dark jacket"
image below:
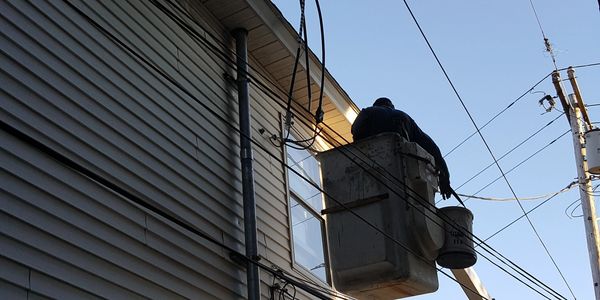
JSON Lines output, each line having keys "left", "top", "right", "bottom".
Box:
{"left": 351, "top": 106, "right": 452, "bottom": 199}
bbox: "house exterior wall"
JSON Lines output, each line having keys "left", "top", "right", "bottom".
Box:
{"left": 0, "top": 0, "right": 322, "bottom": 299}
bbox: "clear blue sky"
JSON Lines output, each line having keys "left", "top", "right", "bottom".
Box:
{"left": 272, "top": 1, "right": 600, "bottom": 299}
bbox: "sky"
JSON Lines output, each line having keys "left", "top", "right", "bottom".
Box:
{"left": 271, "top": 1, "right": 600, "bottom": 299}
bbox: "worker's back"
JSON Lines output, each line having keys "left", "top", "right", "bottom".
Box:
{"left": 352, "top": 106, "right": 414, "bottom": 142}
{"left": 351, "top": 97, "right": 454, "bottom": 200}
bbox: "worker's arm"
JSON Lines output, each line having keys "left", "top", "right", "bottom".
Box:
{"left": 405, "top": 116, "right": 453, "bottom": 200}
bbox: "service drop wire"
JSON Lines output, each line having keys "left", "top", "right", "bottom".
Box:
{"left": 314, "top": 0, "right": 326, "bottom": 123}
{"left": 283, "top": 2, "right": 306, "bottom": 141}
{"left": 300, "top": 0, "right": 312, "bottom": 114}
{"left": 89, "top": 1, "right": 565, "bottom": 298}
{"left": 67, "top": 2, "right": 491, "bottom": 297}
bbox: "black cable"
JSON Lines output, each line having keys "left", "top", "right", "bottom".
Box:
{"left": 443, "top": 72, "right": 553, "bottom": 158}
{"left": 301, "top": 0, "right": 312, "bottom": 114}
{"left": 283, "top": 4, "right": 305, "bottom": 141}
{"left": 68, "top": 1, "right": 568, "bottom": 297}
{"left": 313, "top": 0, "right": 325, "bottom": 124}
{"left": 400, "top": 0, "right": 576, "bottom": 296}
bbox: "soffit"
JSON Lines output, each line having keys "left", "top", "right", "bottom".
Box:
{"left": 200, "top": 0, "right": 359, "bottom": 147}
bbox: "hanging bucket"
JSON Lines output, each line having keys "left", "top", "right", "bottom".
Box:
{"left": 585, "top": 129, "right": 600, "bottom": 174}
{"left": 436, "top": 206, "right": 477, "bottom": 269}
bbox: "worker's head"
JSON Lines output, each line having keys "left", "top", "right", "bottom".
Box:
{"left": 373, "top": 97, "right": 395, "bottom": 109}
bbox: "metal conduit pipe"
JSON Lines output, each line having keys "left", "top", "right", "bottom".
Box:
{"left": 233, "top": 28, "right": 260, "bottom": 300}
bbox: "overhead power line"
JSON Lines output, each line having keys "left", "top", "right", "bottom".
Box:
{"left": 480, "top": 181, "right": 578, "bottom": 244}
{"left": 444, "top": 72, "right": 553, "bottom": 158}
{"left": 460, "top": 129, "right": 571, "bottom": 203}
{"left": 446, "top": 59, "right": 600, "bottom": 158}
{"left": 399, "top": 0, "right": 576, "bottom": 297}
{"left": 454, "top": 112, "right": 564, "bottom": 192}
{"left": 558, "top": 62, "right": 600, "bottom": 71}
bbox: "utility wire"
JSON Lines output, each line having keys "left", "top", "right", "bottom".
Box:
{"left": 313, "top": 0, "right": 326, "bottom": 124}
{"left": 444, "top": 72, "right": 553, "bottom": 158}
{"left": 479, "top": 181, "right": 578, "bottom": 244}
{"left": 558, "top": 62, "right": 600, "bottom": 71}
{"left": 461, "top": 129, "right": 571, "bottom": 203}
{"left": 283, "top": 2, "right": 306, "bottom": 141}
{"left": 565, "top": 197, "right": 583, "bottom": 219}
{"left": 458, "top": 182, "right": 576, "bottom": 201}
{"left": 400, "top": 0, "right": 576, "bottom": 297}
{"left": 72, "top": 1, "right": 569, "bottom": 298}
{"left": 453, "top": 112, "right": 564, "bottom": 192}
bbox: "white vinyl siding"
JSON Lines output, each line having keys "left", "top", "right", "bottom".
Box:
{"left": 0, "top": 0, "right": 312, "bottom": 299}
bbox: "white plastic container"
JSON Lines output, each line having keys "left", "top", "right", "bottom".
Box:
{"left": 436, "top": 206, "right": 476, "bottom": 269}
{"left": 585, "top": 129, "right": 600, "bottom": 174}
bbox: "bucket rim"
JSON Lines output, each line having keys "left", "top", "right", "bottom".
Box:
{"left": 438, "top": 205, "right": 474, "bottom": 219}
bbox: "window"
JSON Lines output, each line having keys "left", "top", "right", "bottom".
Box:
{"left": 286, "top": 142, "right": 328, "bottom": 282}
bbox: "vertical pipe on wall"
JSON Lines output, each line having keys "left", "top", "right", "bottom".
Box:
{"left": 233, "top": 28, "right": 260, "bottom": 300}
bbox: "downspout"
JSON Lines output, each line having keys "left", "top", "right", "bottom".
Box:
{"left": 233, "top": 28, "right": 260, "bottom": 300}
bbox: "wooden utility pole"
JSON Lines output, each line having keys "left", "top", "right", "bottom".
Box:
{"left": 553, "top": 69, "right": 600, "bottom": 299}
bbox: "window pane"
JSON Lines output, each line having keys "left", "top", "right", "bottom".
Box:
{"left": 290, "top": 198, "right": 327, "bottom": 282}
{"left": 286, "top": 146, "right": 323, "bottom": 211}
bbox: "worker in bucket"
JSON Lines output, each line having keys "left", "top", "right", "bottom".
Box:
{"left": 351, "top": 97, "right": 455, "bottom": 201}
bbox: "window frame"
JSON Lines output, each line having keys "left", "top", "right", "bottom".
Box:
{"left": 281, "top": 117, "right": 331, "bottom": 285}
